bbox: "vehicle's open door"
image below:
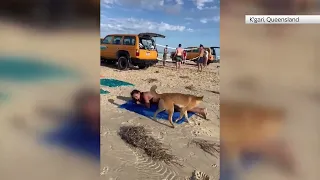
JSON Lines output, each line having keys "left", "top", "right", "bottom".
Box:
{"left": 138, "top": 33, "right": 166, "bottom": 38}
{"left": 210, "top": 46, "right": 219, "bottom": 55}
{"left": 210, "top": 46, "right": 220, "bottom": 62}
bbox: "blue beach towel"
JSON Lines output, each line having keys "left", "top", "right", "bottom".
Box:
{"left": 0, "top": 92, "right": 8, "bottom": 101}
{"left": 241, "top": 152, "right": 263, "bottom": 169}
{"left": 119, "top": 100, "right": 195, "bottom": 124}
{"left": 0, "top": 56, "right": 76, "bottom": 82}
{"left": 100, "top": 78, "right": 134, "bottom": 87}
{"left": 43, "top": 119, "right": 100, "bottom": 160}
{"left": 220, "top": 148, "right": 263, "bottom": 180}
{"left": 100, "top": 89, "right": 109, "bottom": 94}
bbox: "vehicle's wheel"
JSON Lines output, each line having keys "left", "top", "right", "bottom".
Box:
{"left": 207, "top": 61, "right": 212, "bottom": 65}
{"left": 138, "top": 65, "right": 147, "bottom": 69}
{"left": 117, "top": 56, "right": 129, "bottom": 70}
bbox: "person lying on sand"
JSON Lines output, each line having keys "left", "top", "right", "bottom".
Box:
{"left": 43, "top": 89, "right": 100, "bottom": 160}
{"left": 130, "top": 89, "right": 207, "bottom": 119}
{"left": 73, "top": 89, "right": 100, "bottom": 134}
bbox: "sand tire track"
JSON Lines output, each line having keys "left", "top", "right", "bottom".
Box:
{"left": 133, "top": 149, "right": 181, "bottom": 180}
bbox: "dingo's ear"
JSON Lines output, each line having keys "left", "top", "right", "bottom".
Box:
{"left": 150, "top": 85, "right": 157, "bottom": 92}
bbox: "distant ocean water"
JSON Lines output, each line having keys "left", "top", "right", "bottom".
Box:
{"left": 158, "top": 52, "right": 164, "bottom": 58}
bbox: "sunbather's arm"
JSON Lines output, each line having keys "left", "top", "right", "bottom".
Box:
{"left": 142, "top": 94, "right": 151, "bottom": 108}
{"left": 135, "top": 100, "right": 148, "bottom": 107}
{"left": 145, "top": 101, "right": 151, "bottom": 108}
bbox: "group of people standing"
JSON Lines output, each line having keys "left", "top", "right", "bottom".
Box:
{"left": 162, "top": 44, "right": 209, "bottom": 71}
{"left": 197, "top": 44, "right": 209, "bottom": 72}
{"left": 162, "top": 44, "right": 187, "bottom": 69}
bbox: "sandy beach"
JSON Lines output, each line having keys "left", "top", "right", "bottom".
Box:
{"left": 0, "top": 20, "right": 220, "bottom": 180}
{"left": 100, "top": 61, "right": 220, "bottom": 179}
{"left": 0, "top": 22, "right": 100, "bottom": 180}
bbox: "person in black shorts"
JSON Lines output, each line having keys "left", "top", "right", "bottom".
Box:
{"left": 197, "top": 44, "right": 205, "bottom": 72}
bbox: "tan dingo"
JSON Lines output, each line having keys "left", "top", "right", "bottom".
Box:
{"left": 150, "top": 85, "right": 204, "bottom": 128}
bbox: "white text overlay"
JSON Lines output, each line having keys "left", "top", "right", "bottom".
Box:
{"left": 245, "top": 15, "right": 320, "bottom": 24}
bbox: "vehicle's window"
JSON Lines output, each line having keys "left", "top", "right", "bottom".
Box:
{"left": 139, "top": 38, "right": 156, "bottom": 50}
{"left": 123, "top": 36, "right": 136, "bottom": 46}
{"left": 192, "top": 48, "right": 199, "bottom": 53}
{"left": 211, "top": 48, "right": 216, "bottom": 55}
{"left": 102, "top": 36, "right": 113, "bottom": 44}
{"left": 112, "top": 36, "right": 123, "bottom": 45}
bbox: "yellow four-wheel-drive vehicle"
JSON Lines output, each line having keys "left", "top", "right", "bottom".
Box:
{"left": 101, "top": 33, "right": 165, "bottom": 70}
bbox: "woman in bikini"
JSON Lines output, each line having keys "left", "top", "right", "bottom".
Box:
{"left": 182, "top": 50, "right": 187, "bottom": 64}
{"left": 130, "top": 89, "right": 207, "bottom": 119}
{"left": 174, "top": 44, "right": 184, "bottom": 70}
{"left": 203, "top": 49, "right": 209, "bottom": 68}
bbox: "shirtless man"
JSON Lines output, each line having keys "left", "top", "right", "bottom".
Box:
{"left": 198, "top": 44, "right": 205, "bottom": 71}
{"left": 130, "top": 89, "right": 207, "bottom": 119}
{"left": 174, "top": 44, "right": 184, "bottom": 70}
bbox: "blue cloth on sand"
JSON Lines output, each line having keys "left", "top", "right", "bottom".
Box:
{"left": 119, "top": 100, "right": 195, "bottom": 124}
{"left": 43, "top": 118, "right": 100, "bottom": 160}
{"left": 0, "top": 55, "right": 75, "bottom": 82}
{"left": 220, "top": 147, "right": 263, "bottom": 180}
{"left": 100, "top": 78, "right": 134, "bottom": 87}
{"left": 100, "top": 89, "right": 109, "bottom": 94}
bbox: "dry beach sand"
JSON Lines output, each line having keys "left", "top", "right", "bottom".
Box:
{"left": 220, "top": 3, "right": 320, "bottom": 180}
{"left": 0, "top": 20, "right": 220, "bottom": 180}
{"left": 0, "top": 21, "right": 100, "bottom": 180}
{"left": 100, "top": 61, "right": 220, "bottom": 180}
